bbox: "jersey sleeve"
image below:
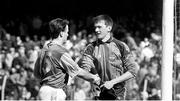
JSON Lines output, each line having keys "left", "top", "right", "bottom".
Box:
{"left": 79, "top": 44, "right": 95, "bottom": 72}
{"left": 121, "top": 42, "right": 140, "bottom": 77}
{"left": 60, "top": 52, "right": 81, "bottom": 78}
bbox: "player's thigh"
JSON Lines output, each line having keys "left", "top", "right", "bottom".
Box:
{"left": 38, "top": 85, "right": 53, "bottom": 100}
{"left": 55, "top": 88, "right": 66, "bottom": 100}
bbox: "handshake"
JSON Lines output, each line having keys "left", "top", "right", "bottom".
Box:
{"left": 92, "top": 74, "right": 101, "bottom": 85}
{"left": 78, "top": 68, "right": 100, "bottom": 85}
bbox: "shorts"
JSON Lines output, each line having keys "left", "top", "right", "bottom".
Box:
{"left": 38, "top": 85, "right": 66, "bottom": 101}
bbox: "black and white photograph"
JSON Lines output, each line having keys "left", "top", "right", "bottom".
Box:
{"left": 0, "top": 0, "right": 179, "bottom": 100}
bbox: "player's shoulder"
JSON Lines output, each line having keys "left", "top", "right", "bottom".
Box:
{"left": 42, "top": 43, "right": 68, "bottom": 60}
{"left": 112, "top": 38, "right": 129, "bottom": 48}
{"left": 83, "top": 41, "right": 96, "bottom": 55}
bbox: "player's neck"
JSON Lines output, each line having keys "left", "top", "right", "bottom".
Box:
{"left": 51, "top": 38, "right": 64, "bottom": 46}
{"left": 102, "top": 32, "right": 111, "bottom": 43}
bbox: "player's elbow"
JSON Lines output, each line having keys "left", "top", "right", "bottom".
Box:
{"left": 128, "top": 63, "right": 140, "bottom": 77}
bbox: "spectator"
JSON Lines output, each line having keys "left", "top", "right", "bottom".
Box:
{"left": 28, "top": 45, "right": 40, "bottom": 70}
{"left": 4, "top": 47, "right": 18, "bottom": 70}
{"left": 139, "top": 62, "right": 161, "bottom": 100}
{"left": 12, "top": 45, "right": 29, "bottom": 70}
{"left": 2, "top": 33, "right": 13, "bottom": 51}
{"left": 9, "top": 68, "right": 27, "bottom": 99}
{"left": 25, "top": 68, "right": 39, "bottom": 99}
{"left": 24, "top": 35, "right": 35, "bottom": 52}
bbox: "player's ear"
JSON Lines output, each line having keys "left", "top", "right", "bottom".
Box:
{"left": 107, "top": 26, "right": 112, "bottom": 32}
{"left": 59, "top": 32, "right": 63, "bottom": 37}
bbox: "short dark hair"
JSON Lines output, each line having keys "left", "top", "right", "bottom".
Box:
{"left": 93, "top": 15, "right": 113, "bottom": 27}
{"left": 49, "top": 18, "right": 69, "bottom": 39}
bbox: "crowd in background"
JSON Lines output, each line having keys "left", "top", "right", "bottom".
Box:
{"left": 0, "top": 13, "right": 180, "bottom": 100}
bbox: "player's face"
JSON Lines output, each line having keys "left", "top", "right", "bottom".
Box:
{"left": 94, "top": 20, "right": 111, "bottom": 40}
{"left": 62, "top": 25, "right": 69, "bottom": 42}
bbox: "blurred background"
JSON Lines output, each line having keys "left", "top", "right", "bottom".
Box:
{"left": 0, "top": 0, "right": 180, "bottom": 100}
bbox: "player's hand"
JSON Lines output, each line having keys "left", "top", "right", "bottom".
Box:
{"left": 100, "top": 81, "right": 114, "bottom": 89}
{"left": 93, "top": 74, "right": 101, "bottom": 85}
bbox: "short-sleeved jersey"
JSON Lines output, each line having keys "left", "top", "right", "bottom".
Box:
{"left": 34, "top": 42, "right": 80, "bottom": 89}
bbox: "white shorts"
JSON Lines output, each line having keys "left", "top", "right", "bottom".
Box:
{"left": 38, "top": 85, "right": 66, "bottom": 101}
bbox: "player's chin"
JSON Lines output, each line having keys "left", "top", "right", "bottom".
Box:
{"left": 98, "top": 36, "right": 103, "bottom": 40}
{"left": 97, "top": 36, "right": 102, "bottom": 40}
{"left": 97, "top": 34, "right": 102, "bottom": 38}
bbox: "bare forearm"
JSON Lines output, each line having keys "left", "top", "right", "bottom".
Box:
{"left": 111, "top": 71, "right": 134, "bottom": 85}
{"left": 77, "top": 68, "right": 96, "bottom": 82}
